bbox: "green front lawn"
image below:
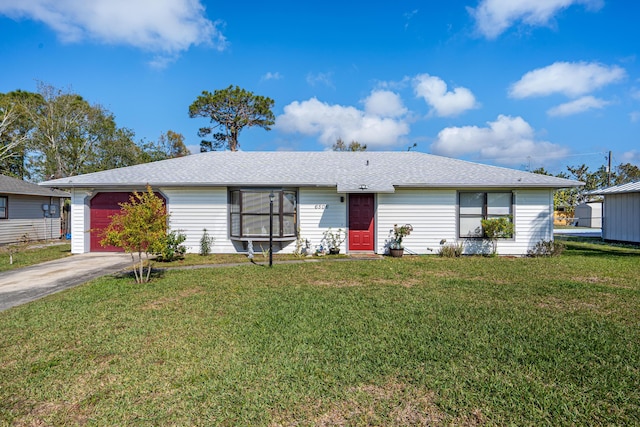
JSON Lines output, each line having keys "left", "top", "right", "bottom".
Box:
{"left": 0, "top": 242, "right": 71, "bottom": 273}
{"left": 1, "top": 241, "right": 638, "bottom": 425}
{"left": 155, "top": 251, "right": 347, "bottom": 267}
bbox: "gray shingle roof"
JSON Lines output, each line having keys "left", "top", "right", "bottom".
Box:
{"left": 1, "top": 174, "right": 69, "bottom": 197}
{"left": 588, "top": 181, "right": 640, "bottom": 195}
{"left": 40, "top": 151, "right": 581, "bottom": 191}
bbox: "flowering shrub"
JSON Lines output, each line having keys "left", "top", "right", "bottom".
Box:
{"left": 391, "top": 224, "right": 413, "bottom": 249}
{"left": 322, "top": 228, "right": 345, "bottom": 253}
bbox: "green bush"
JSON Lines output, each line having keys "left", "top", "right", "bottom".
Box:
{"left": 481, "top": 216, "right": 514, "bottom": 255}
{"left": 199, "top": 228, "right": 215, "bottom": 256}
{"left": 438, "top": 242, "right": 464, "bottom": 257}
{"left": 527, "top": 239, "right": 565, "bottom": 257}
{"left": 100, "top": 186, "right": 167, "bottom": 283}
{"left": 157, "top": 230, "right": 187, "bottom": 262}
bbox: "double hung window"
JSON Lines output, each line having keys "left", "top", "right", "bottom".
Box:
{"left": 459, "top": 192, "right": 513, "bottom": 237}
{"left": 230, "top": 190, "right": 297, "bottom": 239}
{"left": 0, "top": 196, "right": 7, "bottom": 219}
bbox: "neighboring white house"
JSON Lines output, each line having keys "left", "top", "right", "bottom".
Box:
{"left": 588, "top": 181, "right": 640, "bottom": 244}
{"left": 40, "top": 151, "right": 581, "bottom": 256}
{"left": 0, "top": 174, "right": 69, "bottom": 245}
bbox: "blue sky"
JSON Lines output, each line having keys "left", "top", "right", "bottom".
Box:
{"left": 1, "top": 0, "right": 638, "bottom": 174}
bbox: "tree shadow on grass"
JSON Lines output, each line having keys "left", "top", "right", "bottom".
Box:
{"left": 562, "top": 239, "right": 640, "bottom": 258}
{"left": 112, "top": 267, "right": 167, "bottom": 281}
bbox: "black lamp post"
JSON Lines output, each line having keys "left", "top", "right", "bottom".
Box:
{"left": 269, "top": 191, "right": 275, "bottom": 267}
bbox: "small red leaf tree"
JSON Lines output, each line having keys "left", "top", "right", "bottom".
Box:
{"left": 100, "top": 186, "right": 168, "bottom": 283}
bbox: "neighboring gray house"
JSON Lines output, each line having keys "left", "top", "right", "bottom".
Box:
{"left": 0, "top": 174, "right": 69, "bottom": 245}
{"left": 41, "top": 151, "right": 581, "bottom": 256}
{"left": 589, "top": 181, "right": 640, "bottom": 244}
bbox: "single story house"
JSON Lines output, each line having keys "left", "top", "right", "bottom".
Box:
{"left": 588, "top": 181, "right": 640, "bottom": 244}
{"left": 0, "top": 174, "right": 69, "bottom": 245}
{"left": 41, "top": 151, "right": 581, "bottom": 256}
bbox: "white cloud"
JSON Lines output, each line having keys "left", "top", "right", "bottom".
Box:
{"left": 0, "top": 0, "right": 225, "bottom": 55}
{"left": 306, "top": 72, "right": 334, "bottom": 88}
{"left": 413, "top": 74, "right": 478, "bottom": 117}
{"left": 431, "top": 114, "right": 569, "bottom": 165}
{"left": 630, "top": 112, "right": 640, "bottom": 123}
{"left": 261, "top": 72, "right": 283, "bottom": 81}
{"left": 547, "top": 95, "right": 610, "bottom": 116}
{"left": 510, "top": 61, "right": 626, "bottom": 98}
{"left": 470, "top": 0, "right": 603, "bottom": 39}
{"left": 364, "top": 90, "right": 407, "bottom": 117}
{"left": 376, "top": 76, "right": 412, "bottom": 92}
{"left": 275, "top": 94, "right": 410, "bottom": 148}
{"left": 621, "top": 150, "right": 640, "bottom": 164}
{"left": 148, "top": 53, "right": 180, "bottom": 69}
{"left": 631, "top": 88, "right": 640, "bottom": 100}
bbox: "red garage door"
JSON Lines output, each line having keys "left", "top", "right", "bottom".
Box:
{"left": 90, "top": 192, "right": 132, "bottom": 252}
{"left": 89, "top": 192, "right": 167, "bottom": 252}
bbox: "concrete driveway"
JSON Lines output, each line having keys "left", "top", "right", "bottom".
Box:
{"left": 0, "top": 253, "right": 132, "bottom": 312}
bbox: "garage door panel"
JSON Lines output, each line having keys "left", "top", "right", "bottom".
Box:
{"left": 90, "top": 192, "right": 132, "bottom": 252}
{"left": 89, "top": 192, "right": 166, "bottom": 252}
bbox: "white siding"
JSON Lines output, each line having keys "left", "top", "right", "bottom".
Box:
{"left": 164, "top": 187, "right": 345, "bottom": 255}
{"left": 69, "top": 185, "right": 556, "bottom": 255}
{"left": 603, "top": 193, "right": 640, "bottom": 243}
{"left": 71, "top": 187, "right": 234, "bottom": 255}
{"left": 504, "top": 189, "right": 554, "bottom": 255}
{"left": 299, "top": 188, "right": 346, "bottom": 253}
{"left": 161, "top": 187, "right": 237, "bottom": 254}
{"left": 0, "top": 195, "right": 63, "bottom": 245}
{"left": 378, "top": 189, "right": 457, "bottom": 255}
{"left": 378, "top": 188, "right": 554, "bottom": 256}
{"left": 458, "top": 189, "right": 554, "bottom": 255}
{"left": 71, "top": 189, "right": 90, "bottom": 254}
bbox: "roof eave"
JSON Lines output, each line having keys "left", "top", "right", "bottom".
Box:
{"left": 2, "top": 189, "right": 70, "bottom": 197}
{"left": 40, "top": 181, "right": 583, "bottom": 191}
{"left": 39, "top": 181, "right": 340, "bottom": 189}
{"left": 395, "top": 182, "right": 583, "bottom": 189}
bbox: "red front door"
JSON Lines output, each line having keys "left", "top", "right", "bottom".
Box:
{"left": 349, "top": 194, "right": 375, "bottom": 251}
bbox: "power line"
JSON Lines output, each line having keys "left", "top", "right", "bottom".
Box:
{"left": 477, "top": 151, "right": 609, "bottom": 164}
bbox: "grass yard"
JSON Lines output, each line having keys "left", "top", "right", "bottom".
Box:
{"left": 0, "top": 242, "right": 71, "bottom": 273}
{"left": 155, "top": 251, "right": 347, "bottom": 268}
{"left": 0, "top": 241, "right": 638, "bottom": 425}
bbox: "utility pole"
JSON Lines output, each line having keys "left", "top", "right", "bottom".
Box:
{"left": 607, "top": 150, "right": 612, "bottom": 187}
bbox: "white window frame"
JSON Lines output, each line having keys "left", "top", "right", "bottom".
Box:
{"left": 0, "top": 196, "right": 7, "bottom": 219}
{"left": 458, "top": 191, "right": 514, "bottom": 238}
{"left": 229, "top": 189, "right": 297, "bottom": 240}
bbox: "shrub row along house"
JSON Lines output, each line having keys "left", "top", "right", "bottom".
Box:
{"left": 1, "top": 174, "right": 69, "bottom": 245}
{"left": 41, "top": 151, "right": 581, "bottom": 256}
